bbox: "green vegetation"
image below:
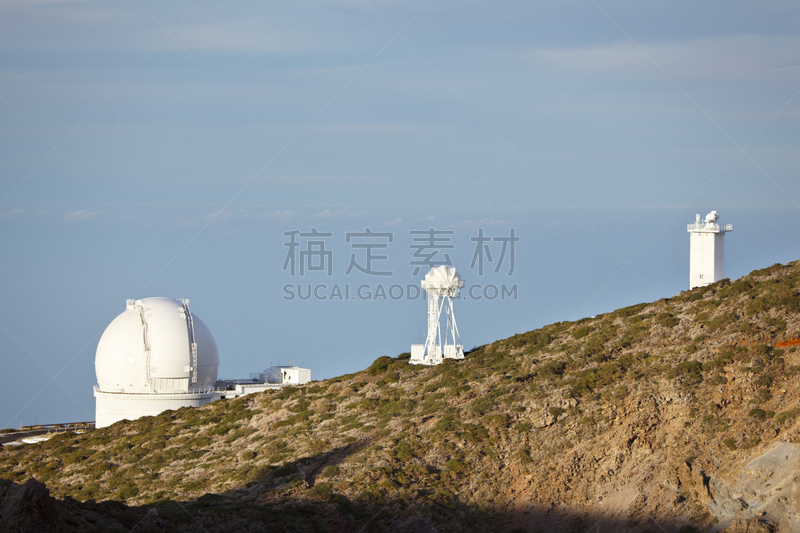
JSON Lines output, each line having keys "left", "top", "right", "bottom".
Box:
{"left": 667, "top": 361, "right": 703, "bottom": 386}
{"left": 367, "top": 356, "right": 394, "bottom": 376}
{"left": 775, "top": 408, "right": 800, "bottom": 425}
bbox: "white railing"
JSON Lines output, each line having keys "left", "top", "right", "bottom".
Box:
{"left": 687, "top": 223, "right": 732, "bottom": 232}
{"left": 94, "top": 385, "right": 215, "bottom": 395}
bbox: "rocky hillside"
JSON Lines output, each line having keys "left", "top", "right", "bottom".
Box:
{"left": 2, "top": 261, "right": 800, "bottom": 532}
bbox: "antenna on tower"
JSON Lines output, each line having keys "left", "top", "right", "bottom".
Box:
{"left": 410, "top": 266, "right": 465, "bottom": 366}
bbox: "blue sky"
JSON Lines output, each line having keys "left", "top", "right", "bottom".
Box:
{"left": 1, "top": 0, "right": 798, "bottom": 426}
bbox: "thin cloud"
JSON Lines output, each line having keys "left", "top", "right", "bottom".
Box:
{"left": 309, "top": 122, "right": 431, "bottom": 136}
{"left": 454, "top": 217, "right": 512, "bottom": 228}
{"left": 3, "top": 208, "right": 25, "bottom": 217}
{"left": 205, "top": 209, "right": 235, "bottom": 223}
{"left": 523, "top": 34, "right": 800, "bottom": 84}
{"left": 255, "top": 210, "right": 296, "bottom": 222}
{"left": 382, "top": 217, "right": 403, "bottom": 227}
{"left": 63, "top": 210, "right": 100, "bottom": 221}
{"left": 313, "top": 209, "right": 344, "bottom": 219}
{"left": 210, "top": 229, "right": 243, "bottom": 240}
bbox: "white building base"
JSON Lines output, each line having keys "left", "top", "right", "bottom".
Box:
{"left": 410, "top": 343, "right": 463, "bottom": 365}
{"left": 94, "top": 387, "right": 215, "bottom": 428}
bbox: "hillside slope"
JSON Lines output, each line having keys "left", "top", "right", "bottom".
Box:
{"left": 2, "top": 261, "right": 800, "bottom": 532}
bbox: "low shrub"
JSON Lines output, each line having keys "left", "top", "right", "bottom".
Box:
{"left": 656, "top": 313, "right": 680, "bottom": 328}
{"left": 775, "top": 408, "right": 800, "bottom": 425}
{"left": 444, "top": 458, "right": 466, "bottom": 473}
{"left": 515, "top": 447, "right": 533, "bottom": 465}
{"left": 308, "top": 482, "right": 334, "bottom": 498}
{"left": 572, "top": 326, "right": 592, "bottom": 339}
{"left": 667, "top": 361, "right": 703, "bottom": 385}
{"left": 461, "top": 424, "right": 489, "bottom": 443}
{"left": 271, "top": 464, "right": 298, "bottom": 478}
{"left": 320, "top": 466, "right": 341, "bottom": 479}
{"left": 368, "top": 356, "right": 393, "bottom": 376}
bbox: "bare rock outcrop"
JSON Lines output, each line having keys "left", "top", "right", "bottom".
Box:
{"left": 721, "top": 517, "right": 778, "bottom": 533}
{"left": 708, "top": 441, "right": 800, "bottom": 532}
{"left": 0, "top": 478, "right": 67, "bottom": 533}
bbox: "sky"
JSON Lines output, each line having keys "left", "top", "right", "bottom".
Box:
{"left": 0, "top": 0, "right": 798, "bottom": 427}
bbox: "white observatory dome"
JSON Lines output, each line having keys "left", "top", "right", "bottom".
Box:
{"left": 96, "top": 297, "right": 218, "bottom": 393}
{"left": 94, "top": 297, "right": 219, "bottom": 427}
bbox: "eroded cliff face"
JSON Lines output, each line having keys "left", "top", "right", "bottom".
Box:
{"left": 1, "top": 261, "right": 799, "bottom": 533}
{"left": 709, "top": 442, "right": 800, "bottom": 532}
{"left": 503, "top": 387, "right": 800, "bottom": 533}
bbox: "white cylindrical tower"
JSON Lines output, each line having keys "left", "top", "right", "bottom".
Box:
{"left": 94, "top": 297, "right": 219, "bottom": 427}
{"left": 688, "top": 210, "right": 732, "bottom": 289}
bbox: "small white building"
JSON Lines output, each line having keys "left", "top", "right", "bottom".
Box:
{"left": 255, "top": 365, "right": 311, "bottom": 386}
{"left": 688, "top": 210, "right": 732, "bottom": 289}
{"left": 279, "top": 366, "right": 312, "bottom": 385}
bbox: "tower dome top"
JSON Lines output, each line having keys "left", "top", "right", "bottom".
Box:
{"left": 422, "top": 266, "right": 463, "bottom": 290}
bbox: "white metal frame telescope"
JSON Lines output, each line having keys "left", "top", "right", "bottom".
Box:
{"left": 410, "top": 266, "right": 465, "bottom": 366}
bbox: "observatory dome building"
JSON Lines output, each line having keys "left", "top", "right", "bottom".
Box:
{"left": 94, "top": 297, "right": 219, "bottom": 428}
